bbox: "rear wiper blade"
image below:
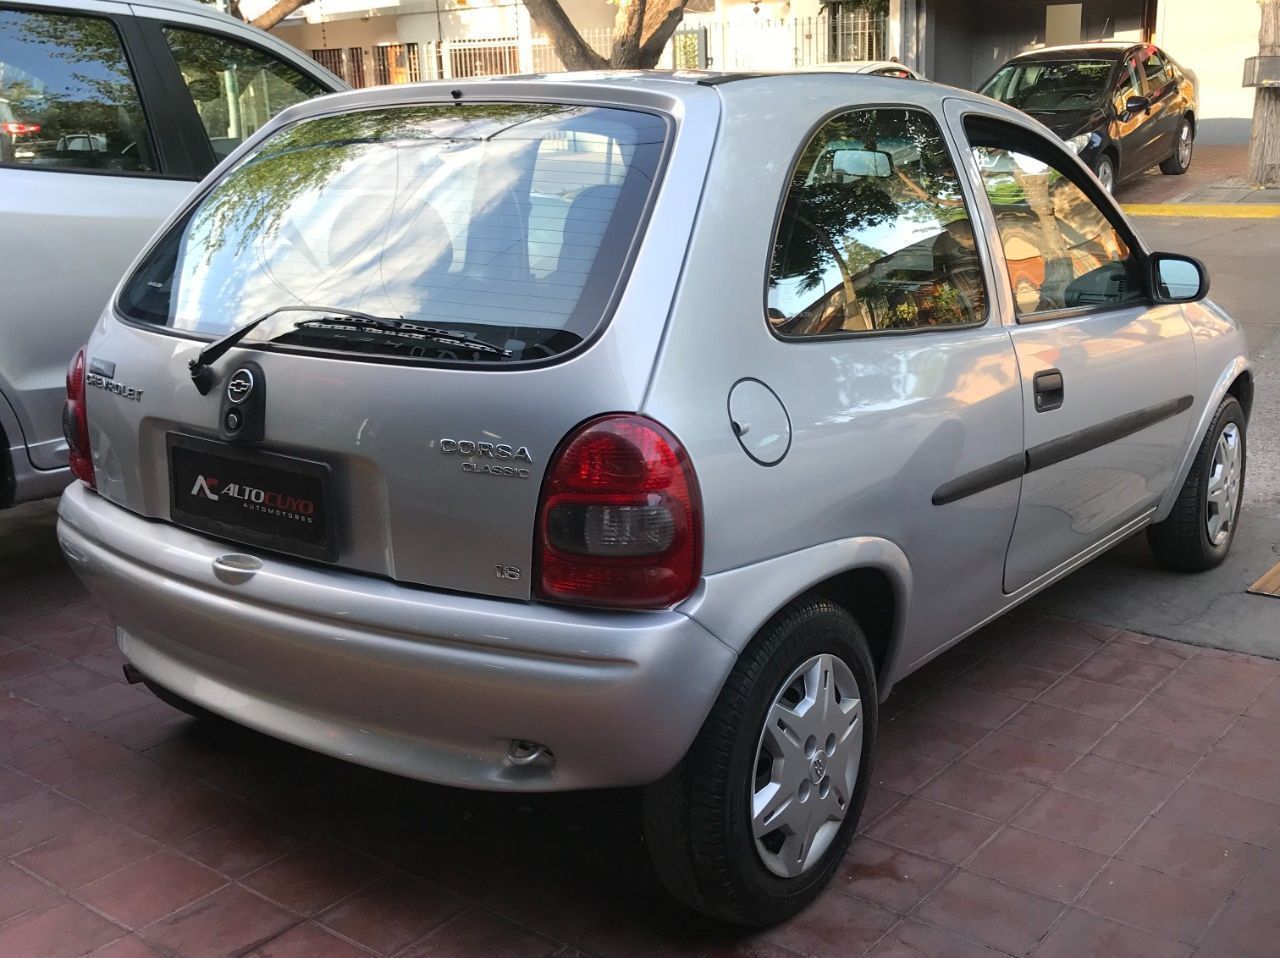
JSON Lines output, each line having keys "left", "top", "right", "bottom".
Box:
{"left": 289, "top": 316, "right": 512, "bottom": 358}
{"left": 187, "top": 306, "right": 508, "bottom": 394}
{"left": 189, "top": 305, "right": 358, "bottom": 394}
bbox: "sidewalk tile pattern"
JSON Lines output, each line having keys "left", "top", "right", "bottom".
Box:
{"left": 3, "top": 565, "right": 1280, "bottom": 957}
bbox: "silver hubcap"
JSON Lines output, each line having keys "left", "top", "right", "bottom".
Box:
{"left": 1097, "top": 160, "right": 1114, "bottom": 193}
{"left": 751, "top": 653, "right": 863, "bottom": 879}
{"left": 1206, "top": 422, "right": 1242, "bottom": 546}
{"left": 1178, "top": 123, "right": 1193, "bottom": 166}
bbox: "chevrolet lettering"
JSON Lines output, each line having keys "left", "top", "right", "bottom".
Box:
{"left": 85, "top": 371, "right": 143, "bottom": 401}
{"left": 57, "top": 74, "right": 1251, "bottom": 927}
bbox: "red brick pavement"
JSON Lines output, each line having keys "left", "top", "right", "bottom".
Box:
{"left": 2, "top": 564, "right": 1279, "bottom": 957}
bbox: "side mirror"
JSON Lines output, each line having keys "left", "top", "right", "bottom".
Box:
{"left": 1151, "top": 252, "right": 1209, "bottom": 303}
{"left": 1125, "top": 94, "right": 1150, "bottom": 117}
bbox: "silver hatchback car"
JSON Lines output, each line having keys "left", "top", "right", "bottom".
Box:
{"left": 57, "top": 72, "right": 1251, "bottom": 925}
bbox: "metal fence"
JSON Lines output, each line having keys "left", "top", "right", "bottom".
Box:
{"left": 305, "top": 9, "right": 886, "bottom": 86}
{"left": 701, "top": 10, "right": 888, "bottom": 71}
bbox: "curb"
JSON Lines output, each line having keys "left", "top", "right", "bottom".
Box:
{"left": 1123, "top": 203, "right": 1280, "bottom": 219}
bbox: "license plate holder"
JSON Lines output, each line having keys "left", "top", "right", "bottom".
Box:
{"left": 167, "top": 435, "right": 336, "bottom": 561}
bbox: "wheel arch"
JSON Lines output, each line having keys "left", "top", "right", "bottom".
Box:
{"left": 1154, "top": 355, "right": 1250, "bottom": 522}
{"left": 686, "top": 536, "right": 913, "bottom": 702}
{"left": 1227, "top": 368, "right": 1253, "bottom": 421}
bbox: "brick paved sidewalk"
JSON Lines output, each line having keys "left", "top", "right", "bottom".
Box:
{"left": 2, "top": 558, "right": 1279, "bottom": 957}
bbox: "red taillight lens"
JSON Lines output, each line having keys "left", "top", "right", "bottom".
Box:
{"left": 536, "top": 415, "right": 701, "bottom": 609}
{"left": 62, "top": 347, "right": 95, "bottom": 488}
{"left": 0, "top": 122, "right": 40, "bottom": 135}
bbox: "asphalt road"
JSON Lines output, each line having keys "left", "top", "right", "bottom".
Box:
{"left": 1025, "top": 214, "right": 1280, "bottom": 658}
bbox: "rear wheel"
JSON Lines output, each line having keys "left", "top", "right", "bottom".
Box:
{"left": 1160, "top": 118, "right": 1194, "bottom": 175}
{"left": 1147, "top": 396, "right": 1245, "bottom": 571}
{"left": 642, "top": 596, "right": 876, "bottom": 926}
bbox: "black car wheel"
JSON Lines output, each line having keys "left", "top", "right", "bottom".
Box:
{"left": 1147, "top": 396, "right": 1245, "bottom": 571}
{"left": 641, "top": 596, "right": 877, "bottom": 926}
{"left": 1160, "top": 118, "right": 1194, "bottom": 175}
{"left": 1093, "top": 154, "right": 1116, "bottom": 193}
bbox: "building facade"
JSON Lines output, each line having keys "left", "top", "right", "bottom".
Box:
{"left": 254, "top": 0, "right": 1259, "bottom": 145}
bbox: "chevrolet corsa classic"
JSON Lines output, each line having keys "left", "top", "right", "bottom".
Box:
{"left": 56, "top": 72, "right": 1251, "bottom": 925}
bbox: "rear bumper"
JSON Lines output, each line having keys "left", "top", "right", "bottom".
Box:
{"left": 57, "top": 483, "right": 736, "bottom": 791}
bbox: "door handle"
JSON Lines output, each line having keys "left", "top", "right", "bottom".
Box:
{"left": 1033, "top": 369, "right": 1064, "bottom": 412}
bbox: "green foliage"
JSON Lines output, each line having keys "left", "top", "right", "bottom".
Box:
{"left": 189, "top": 102, "right": 567, "bottom": 258}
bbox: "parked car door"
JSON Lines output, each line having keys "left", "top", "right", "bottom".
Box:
{"left": 1137, "top": 45, "right": 1180, "bottom": 165}
{"left": 0, "top": 0, "right": 339, "bottom": 478}
{"left": 959, "top": 114, "right": 1196, "bottom": 593}
{"left": 0, "top": 1, "right": 195, "bottom": 470}
{"left": 1109, "top": 52, "right": 1153, "bottom": 174}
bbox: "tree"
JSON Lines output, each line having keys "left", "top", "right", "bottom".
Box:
{"left": 1248, "top": 0, "right": 1280, "bottom": 185}
{"left": 226, "top": 0, "right": 309, "bottom": 32}
{"left": 523, "top": 0, "right": 691, "bottom": 69}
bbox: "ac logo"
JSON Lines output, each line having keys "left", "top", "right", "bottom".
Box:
{"left": 191, "top": 475, "right": 220, "bottom": 501}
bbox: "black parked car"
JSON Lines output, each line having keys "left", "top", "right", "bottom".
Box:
{"left": 979, "top": 41, "right": 1198, "bottom": 193}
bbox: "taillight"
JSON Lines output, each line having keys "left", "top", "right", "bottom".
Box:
{"left": 62, "top": 347, "right": 95, "bottom": 488}
{"left": 0, "top": 122, "right": 40, "bottom": 135}
{"left": 536, "top": 415, "right": 701, "bottom": 609}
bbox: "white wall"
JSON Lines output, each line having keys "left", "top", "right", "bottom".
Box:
{"left": 1155, "top": 0, "right": 1258, "bottom": 144}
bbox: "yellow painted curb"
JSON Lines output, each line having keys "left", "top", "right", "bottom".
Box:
{"left": 1123, "top": 203, "right": 1280, "bottom": 219}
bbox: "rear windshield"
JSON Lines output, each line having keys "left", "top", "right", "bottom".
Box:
{"left": 118, "top": 102, "right": 668, "bottom": 363}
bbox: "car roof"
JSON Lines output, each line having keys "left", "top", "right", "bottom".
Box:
{"left": 1007, "top": 41, "right": 1139, "bottom": 62}
{"left": 267, "top": 69, "right": 1006, "bottom": 126}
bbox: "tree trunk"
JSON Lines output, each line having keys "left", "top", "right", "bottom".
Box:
{"left": 523, "top": 0, "right": 608, "bottom": 69}
{"left": 250, "top": 0, "right": 312, "bottom": 32}
{"left": 524, "top": 0, "right": 688, "bottom": 71}
{"left": 1248, "top": 0, "right": 1280, "bottom": 186}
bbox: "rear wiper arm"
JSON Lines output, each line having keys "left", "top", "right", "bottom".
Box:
{"left": 186, "top": 305, "right": 507, "bottom": 394}
{"left": 289, "top": 317, "right": 512, "bottom": 359}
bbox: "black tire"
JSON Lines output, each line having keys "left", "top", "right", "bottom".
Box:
{"left": 1147, "top": 396, "right": 1245, "bottom": 571}
{"left": 1094, "top": 154, "right": 1116, "bottom": 194}
{"left": 142, "top": 677, "right": 219, "bottom": 722}
{"left": 1160, "top": 117, "right": 1194, "bottom": 175}
{"left": 641, "top": 596, "right": 877, "bottom": 926}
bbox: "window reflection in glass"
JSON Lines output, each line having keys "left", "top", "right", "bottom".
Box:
{"left": 973, "top": 145, "right": 1143, "bottom": 315}
{"left": 768, "top": 108, "right": 986, "bottom": 336}
{"left": 0, "top": 10, "right": 153, "bottom": 173}
{"left": 163, "top": 28, "right": 326, "bottom": 161}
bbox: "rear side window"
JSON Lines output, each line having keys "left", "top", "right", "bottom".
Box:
{"left": 118, "top": 103, "right": 667, "bottom": 363}
{"left": 0, "top": 8, "right": 155, "bottom": 173}
{"left": 768, "top": 108, "right": 987, "bottom": 336}
{"left": 1140, "top": 47, "right": 1172, "bottom": 89}
{"left": 163, "top": 27, "right": 328, "bottom": 162}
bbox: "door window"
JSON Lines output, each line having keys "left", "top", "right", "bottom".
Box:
{"left": 0, "top": 7, "right": 155, "bottom": 172}
{"left": 768, "top": 108, "right": 987, "bottom": 336}
{"left": 968, "top": 119, "right": 1144, "bottom": 317}
{"left": 163, "top": 27, "right": 327, "bottom": 161}
{"left": 1113, "top": 56, "right": 1142, "bottom": 114}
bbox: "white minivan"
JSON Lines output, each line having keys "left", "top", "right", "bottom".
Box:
{"left": 0, "top": 0, "right": 343, "bottom": 508}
